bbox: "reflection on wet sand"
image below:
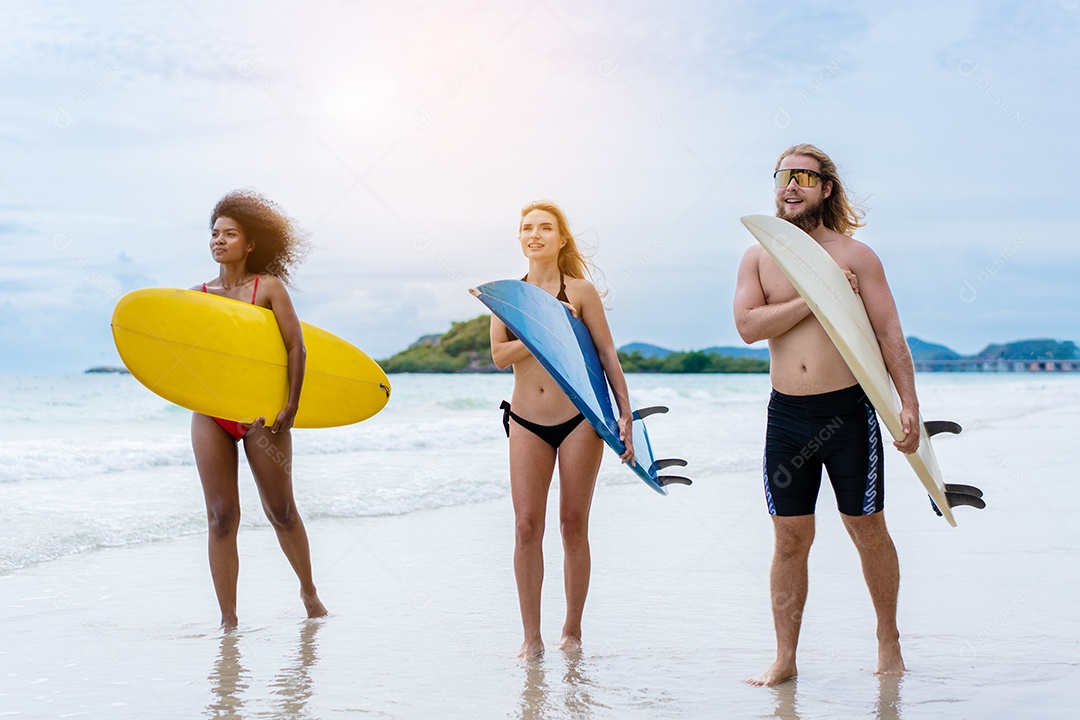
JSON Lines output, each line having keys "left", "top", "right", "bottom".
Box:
{"left": 517, "top": 653, "right": 600, "bottom": 720}
{"left": 875, "top": 675, "right": 902, "bottom": 720}
{"left": 205, "top": 620, "right": 323, "bottom": 719}
{"left": 561, "top": 653, "right": 599, "bottom": 719}
{"left": 207, "top": 633, "right": 248, "bottom": 720}
{"left": 518, "top": 658, "right": 552, "bottom": 720}
{"left": 269, "top": 620, "right": 323, "bottom": 718}
{"left": 770, "top": 679, "right": 798, "bottom": 720}
{"left": 769, "top": 675, "right": 904, "bottom": 720}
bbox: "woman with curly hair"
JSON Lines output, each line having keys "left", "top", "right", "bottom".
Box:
{"left": 489, "top": 200, "right": 635, "bottom": 659}
{"left": 190, "top": 189, "right": 326, "bottom": 631}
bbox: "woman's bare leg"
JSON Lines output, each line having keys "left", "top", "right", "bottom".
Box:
{"left": 244, "top": 427, "right": 328, "bottom": 619}
{"left": 555, "top": 423, "right": 603, "bottom": 652}
{"left": 508, "top": 424, "right": 558, "bottom": 659}
{"left": 192, "top": 413, "right": 242, "bottom": 631}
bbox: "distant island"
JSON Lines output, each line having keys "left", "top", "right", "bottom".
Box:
{"left": 84, "top": 366, "right": 131, "bottom": 374}
{"left": 613, "top": 336, "right": 1078, "bottom": 371}
{"left": 617, "top": 348, "right": 768, "bottom": 373}
{"left": 908, "top": 337, "right": 1078, "bottom": 371}
{"left": 379, "top": 317, "right": 1079, "bottom": 374}
{"left": 379, "top": 315, "right": 767, "bottom": 374}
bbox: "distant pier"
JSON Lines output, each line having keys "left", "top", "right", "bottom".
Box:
{"left": 914, "top": 359, "right": 1079, "bottom": 372}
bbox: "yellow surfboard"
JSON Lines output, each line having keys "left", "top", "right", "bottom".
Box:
{"left": 111, "top": 288, "right": 391, "bottom": 428}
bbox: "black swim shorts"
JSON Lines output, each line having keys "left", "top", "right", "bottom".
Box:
{"left": 763, "top": 384, "right": 884, "bottom": 517}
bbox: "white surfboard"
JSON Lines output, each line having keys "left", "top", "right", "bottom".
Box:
{"left": 741, "top": 214, "right": 959, "bottom": 526}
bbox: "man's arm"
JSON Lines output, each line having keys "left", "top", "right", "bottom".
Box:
{"left": 849, "top": 243, "right": 920, "bottom": 454}
{"left": 733, "top": 246, "right": 812, "bottom": 344}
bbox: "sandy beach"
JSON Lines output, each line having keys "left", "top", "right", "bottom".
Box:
{"left": 3, "top": 374, "right": 1079, "bottom": 718}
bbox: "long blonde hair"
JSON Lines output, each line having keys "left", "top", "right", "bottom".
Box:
{"left": 775, "top": 144, "right": 865, "bottom": 236}
{"left": 520, "top": 200, "right": 595, "bottom": 280}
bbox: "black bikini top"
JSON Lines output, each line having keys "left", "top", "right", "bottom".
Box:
{"left": 505, "top": 274, "right": 569, "bottom": 342}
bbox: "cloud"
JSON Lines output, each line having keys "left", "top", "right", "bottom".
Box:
{"left": 0, "top": 0, "right": 1076, "bottom": 371}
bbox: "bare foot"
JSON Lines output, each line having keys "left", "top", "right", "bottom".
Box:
{"left": 746, "top": 659, "right": 797, "bottom": 687}
{"left": 875, "top": 639, "right": 906, "bottom": 676}
{"left": 219, "top": 614, "right": 238, "bottom": 632}
{"left": 558, "top": 635, "right": 583, "bottom": 654}
{"left": 518, "top": 638, "right": 544, "bottom": 660}
{"left": 302, "top": 590, "right": 328, "bottom": 619}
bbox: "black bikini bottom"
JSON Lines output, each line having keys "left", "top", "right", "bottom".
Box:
{"left": 500, "top": 400, "right": 586, "bottom": 450}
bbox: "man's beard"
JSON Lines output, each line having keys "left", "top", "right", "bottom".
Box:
{"left": 776, "top": 194, "right": 825, "bottom": 233}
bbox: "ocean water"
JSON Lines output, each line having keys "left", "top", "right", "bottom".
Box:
{"left": 2, "top": 372, "right": 1080, "bottom": 718}
{"left": 0, "top": 371, "right": 774, "bottom": 575}
{"left": 3, "top": 370, "right": 1077, "bottom": 577}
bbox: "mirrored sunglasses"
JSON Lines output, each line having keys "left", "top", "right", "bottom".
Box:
{"left": 774, "top": 168, "right": 824, "bottom": 188}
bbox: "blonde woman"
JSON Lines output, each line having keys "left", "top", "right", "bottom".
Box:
{"left": 489, "top": 200, "right": 635, "bottom": 659}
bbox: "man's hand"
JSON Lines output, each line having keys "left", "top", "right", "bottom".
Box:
{"left": 893, "top": 406, "right": 920, "bottom": 454}
{"left": 844, "top": 269, "right": 860, "bottom": 295}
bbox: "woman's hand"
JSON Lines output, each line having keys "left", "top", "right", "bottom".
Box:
{"left": 617, "top": 413, "right": 636, "bottom": 466}
{"left": 271, "top": 405, "right": 298, "bottom": 434}
{"left": 561, "top": 301, "right": 580, "bottom": 318}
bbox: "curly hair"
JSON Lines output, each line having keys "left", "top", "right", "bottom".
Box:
{"left": 519, "top": 200, "right": 596, "bottom": 281}
{"left": 210, "top": 189, "right": 309, "bottom": 285}
{"left": 775, "top": 144, "right": 865, "bottom": 236}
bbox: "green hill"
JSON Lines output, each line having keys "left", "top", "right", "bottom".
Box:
{"left": 379, "top": 315, "right": 501, "bottom": 373}
{"left": 907, "top": 336, "right": 961, "bottom": 361}
{"left": 618, "top": 342, "right": 673, "bottom": 358}
{"left": 617, "top": 349, "right": 768, "bottom": 373}
{"left": 619, "top": 342, "right": 771, "bottom": 362}
{"left": 975, "top": 339, "right": 1078, "bottom": 361}
{"left": 906, "top": 337, "right": 1078, "bottom": 363}
{"left": 380, "top": 315, "right": 770, "bottom": 374}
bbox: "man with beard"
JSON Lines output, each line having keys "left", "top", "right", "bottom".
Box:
{"left": 733, "top": 144, "right": 918, "bottom": 686}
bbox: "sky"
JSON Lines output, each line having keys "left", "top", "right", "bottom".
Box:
{"left": 1, "top": 0, "right": 1077, "bottom": 372}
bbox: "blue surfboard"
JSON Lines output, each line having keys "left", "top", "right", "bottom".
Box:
{"left": 472, "top": 279, "right": 690, "bottom": 495}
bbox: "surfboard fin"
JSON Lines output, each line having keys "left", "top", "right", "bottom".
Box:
{"left": 658, "top": 475, "right": 692, "bottom": 487}
{"left": 924, "top": 420, "right": 962, "bottom": 437}
{"left": 654, "top": 458, "right": 688, "bottom": 469}
{"left": 929, "top": 483, "right": 986, "bottom": 516}
{"left": 945, "top": 491, "right": 986, "bottom": 510}
{"left": 945, "top": 483, "right": 983, "bottom": 498}
{"left": 633, "top": 406, "right": 669, "bottom": 420}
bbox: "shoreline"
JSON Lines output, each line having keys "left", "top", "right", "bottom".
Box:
{"left": 3, "top": 374, "right": 1080, "bottom": 718}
